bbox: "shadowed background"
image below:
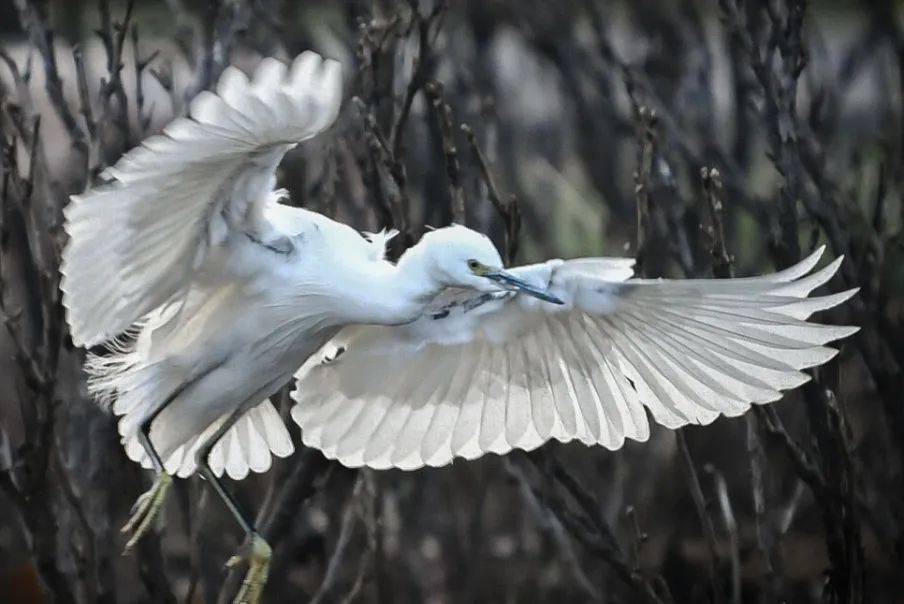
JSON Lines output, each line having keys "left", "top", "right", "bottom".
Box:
{"left": 0, "top": 0, "right": 902, "bottom": 602}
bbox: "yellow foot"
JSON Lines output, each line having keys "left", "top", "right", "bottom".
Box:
{"left": 121, "top": 472, "right": 172, "bottom": 552}
{"left": 227, "top": 533, "right": 272, "bottom": 604}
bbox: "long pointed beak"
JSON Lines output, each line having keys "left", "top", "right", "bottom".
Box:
{"left": 485, "top": 270, "right": 564, "bottom": 304}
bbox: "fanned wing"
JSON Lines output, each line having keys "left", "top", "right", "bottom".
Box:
{"left": 292, "top": 247, "right": 858, "bottom": 470}
{"left": 125, "top": 399, "right": 294, "bottom": 480}
{"left": 62, "top": 52, "right": 342, "bottom": 347}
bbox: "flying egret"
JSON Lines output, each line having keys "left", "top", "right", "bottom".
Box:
{"left": 61, "top": 50, "right": 858, "bottom": 602}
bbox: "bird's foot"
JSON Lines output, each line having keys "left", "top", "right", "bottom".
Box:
{"left": 227, "top": 533, "right": 272, "bottom": 604}
{"left": 121, "top": 472, "right": 172, "bottom": 552}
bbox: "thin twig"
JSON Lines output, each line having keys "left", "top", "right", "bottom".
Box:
{"left": 705, "top": 465, "right": 741, "bottom": 604}
{"left": 462, "top": 123, "right": 521, "bottom": 263}
{"left": 632, "top": 106, "right": 657, "bottom": 274}
{"left": 505, "top": 459, "right": 602, "bottom": 601}
{"left": 310, "top": 473, "right": 367, "bottom": 604}
{"left": 676, "top": 432, "right": 723, "bottom": 604}
{"left": 13, "top": 0, "right": 87, "bottom": 154}
{"left": 131, "top": 24, "right": 159, "bottom": 138}
{"left": 96, "top": 0, "right": 135, "bottom": 149}
{"left": 425, "top": 80, "right": 466, "bottom": 224}
{"left": 388, "top": 0, "right": 446, "bottom": 158}
{"left": 700, "top": 167, "right": 731, "bottom": 278}
{"left": 524, "top": 452, "right": 671, "bottom": 604}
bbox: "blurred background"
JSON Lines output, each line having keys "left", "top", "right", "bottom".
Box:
{"left": 0, "top": 0, "right": 902, "bottom": 602}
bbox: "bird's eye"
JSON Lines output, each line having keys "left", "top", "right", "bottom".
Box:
{"left": 467, "top": 259, "right": 480, "bottom": 271}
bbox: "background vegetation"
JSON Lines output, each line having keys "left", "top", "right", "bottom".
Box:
{"left": 1, "top": 0, "right": 902, "bottom": 602}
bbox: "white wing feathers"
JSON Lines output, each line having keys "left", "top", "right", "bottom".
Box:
{"left": 61, "top": 52, "right": 342, "bottom": 347}
{"left": 292, "top": 246, "right": 857, "bottom": 470}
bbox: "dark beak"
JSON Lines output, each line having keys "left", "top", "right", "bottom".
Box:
{"left": 485, "top": 270, "right": 564, "bottom": 304}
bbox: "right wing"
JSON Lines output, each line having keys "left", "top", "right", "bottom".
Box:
{"left": 61, "top": 51, "right": 342, "bottom": 347}
{"left": 291, "top": 248, "right": 857, "bottom": 470}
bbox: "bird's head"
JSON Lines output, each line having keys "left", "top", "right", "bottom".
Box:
{"left": 413, "top": 225, "right": 563, "bottom": 304}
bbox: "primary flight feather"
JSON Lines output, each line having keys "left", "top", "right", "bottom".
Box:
{"left": 60, "top": 50, "right": 857, "bottom": 603}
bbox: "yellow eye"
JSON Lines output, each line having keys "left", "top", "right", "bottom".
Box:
{"left": 467, "top": 259, "right": 480, "bottom": 271}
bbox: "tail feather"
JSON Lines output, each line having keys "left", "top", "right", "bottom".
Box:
{"left": 125, "top": 400, "right": 294, "bottom": 479}
{"left": 88, "top": 311, "right": 295, "bottom": 480}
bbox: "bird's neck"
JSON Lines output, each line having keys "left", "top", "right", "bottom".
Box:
{"left": 350, "top": 246, "right": 445, "bottom": 325}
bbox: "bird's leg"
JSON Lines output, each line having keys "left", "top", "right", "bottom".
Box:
{"left": 121, "top": 419, "right": 173, "bottom": 552}
{"left": 195, "top": 411, "right": 271, "bottom": 604}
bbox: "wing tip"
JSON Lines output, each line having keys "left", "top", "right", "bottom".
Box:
{"left": 828, "top": 324, "right": 860, "bottom": 341}
{"left": 823, "top": 287, "right": 860, "bottom": 311}
{"left": 824, "top": 254, "right": 844, "bottom": 275}
{"left": 837, "top": 286, "right": 859, "bottom": 303}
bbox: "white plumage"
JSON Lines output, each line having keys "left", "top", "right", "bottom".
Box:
{"left": 63, "top": 53, "right": 341, "bottom": 347}
{"left": 292, "top": 247, "right": 857, "bottom": 470}
{"left": 59, "top": 49, "right": 857, "bottom": 602}
{"left": 63, "top": 52, "right": 348, "bottom": 481}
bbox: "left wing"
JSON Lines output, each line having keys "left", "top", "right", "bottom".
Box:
{"left": 291, "top": 247, "right": 858, "bottom": 470}
{"left": 61, "top": 52, "right": 341, "bottom": 347}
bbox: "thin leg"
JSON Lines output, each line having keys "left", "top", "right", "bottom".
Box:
{"left": 138, "top": 424, "right": 165, "bottom": 473}
{"left": 197, "top": 462, "right": 253, "bottom": 534}
{"left": 194, "top": 409, "right": 272, "bottom": 604}
{"left": 121, "top": 412, "right": 174, "bottom": 551}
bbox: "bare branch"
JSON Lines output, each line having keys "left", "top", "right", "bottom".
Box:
{"left": 705, "top": 465, "right": 741, "bottom": 604}
{"left": 676, "top": 431, "right": 723, "bottom": 604}
{"left": 425, "top": 80, "right": 465, "bottom": 224}
{"left": 462, "top": 123, "right": 521, "bottom": 263}
{"left": 13, "top": 0, "right": 87, "bottom": 154}
{"left": 389, "top": 0, "right": 446, "bottom": 158}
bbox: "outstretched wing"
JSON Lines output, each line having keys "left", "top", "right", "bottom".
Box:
{"left": 291, "top": 247, "right": 858, "bottom": 470}
{"left": 61, "top": 52, "right": 342, "bottom": 347}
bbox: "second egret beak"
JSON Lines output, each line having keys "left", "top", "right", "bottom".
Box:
{"left": 485, "top": 270, "right": 564, "bottom": 304}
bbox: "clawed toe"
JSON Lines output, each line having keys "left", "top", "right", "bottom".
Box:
{"left": 228, "top": 533, "right": 272, "bottom": 604}
{"left": 121, "top": 473, "right": 172, "bottom": 552}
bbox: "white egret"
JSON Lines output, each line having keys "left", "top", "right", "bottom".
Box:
{"left": 61, "top": 50, "right": 858, "bottom": 602}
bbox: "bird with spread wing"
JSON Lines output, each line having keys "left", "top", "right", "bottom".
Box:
{"left": 61, "top": 51, "right": 858, "bottom": 603}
